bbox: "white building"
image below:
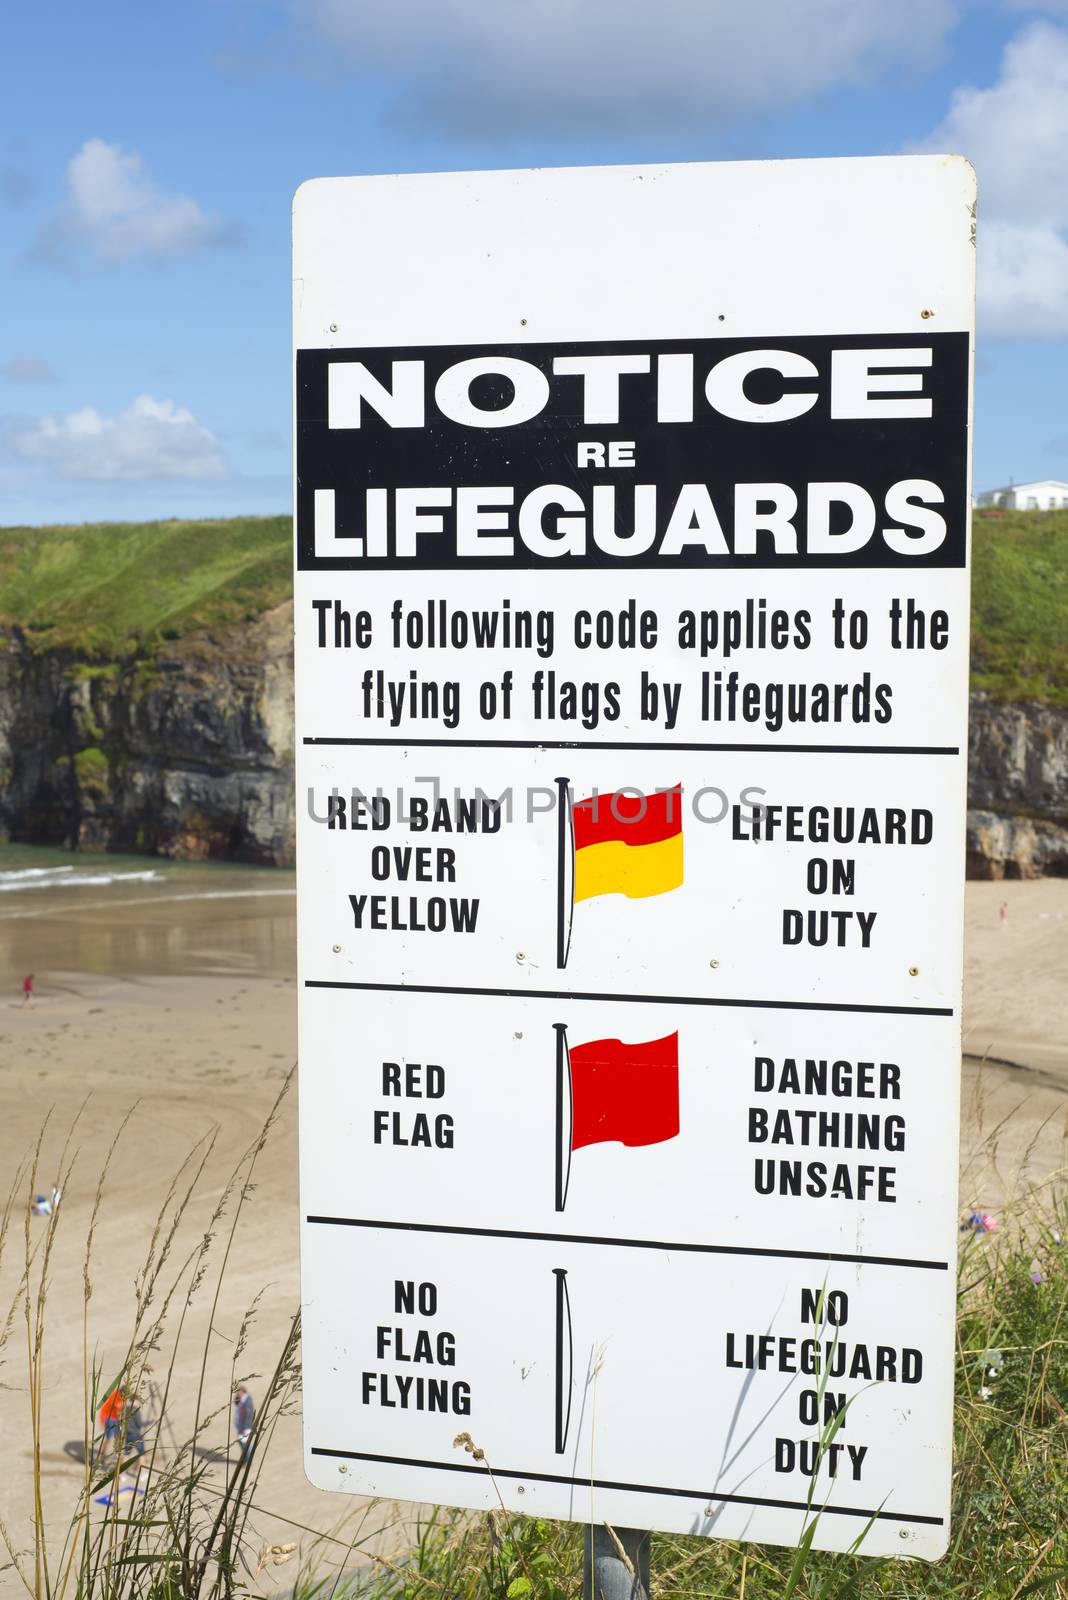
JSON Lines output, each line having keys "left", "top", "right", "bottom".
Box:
{"left": 975, "top": 479, "right": 1068, "bottom": 510}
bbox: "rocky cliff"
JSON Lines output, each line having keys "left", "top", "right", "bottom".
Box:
{"left": 0, "top": 602, "right": 295, "bottom": 865}
{"left": 967, "top": 693, "right": 1068, "bottom": 878}
{"left": 0, "top": 607, "right": 1065, "bottom": 875}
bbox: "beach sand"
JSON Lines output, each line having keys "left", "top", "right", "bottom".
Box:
{"left": 0, "top": 854, "right": 408, "bottom": 1584}
{"left": 0, "top": 853, "right": 1064, "bottom": 1583}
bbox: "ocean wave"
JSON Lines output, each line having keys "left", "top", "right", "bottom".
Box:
{"left": 7, "top": 886, "right": 296, "bottom": 920}
{"left": 0, "top": 865, "right": 76, "bottom": 882}
{"left": 0, "top": 868, "right": 165, "bottom": 893}
{"left": 164, "top": 889, "right": 296, "bottom": 901}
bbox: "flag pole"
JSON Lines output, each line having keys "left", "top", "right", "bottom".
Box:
{"left": 553, "top": 1022, "right": 572, "bottom": 1212}
{"left": 552, "top": 1268, "right": 572, "bottom": 1455}
{"left": 549, "top": 1268, "right": 650, "bottom": 1596}
{"left": 554, "top": 776, "right": 573, "bottom": 970}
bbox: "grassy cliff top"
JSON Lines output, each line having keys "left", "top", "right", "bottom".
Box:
{"left": 0, "top": 515, "right": 291, "bottom": 656}
{"left": 0, "top": 511, "right": 1065, "bottom": 703}
{"left": 971, "top": 511, "right": 1068, "bottom": 706}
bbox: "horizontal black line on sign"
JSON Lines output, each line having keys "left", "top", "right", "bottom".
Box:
{"left": 304, "top": 978, "right": 953, "bottom": 1019}
{"left": 308, "top": 1446, "right": 944, "bottom": 1526}
{"left": 305, "top": 1214, "right": 949, "bottom": 1272}
{"left": 302, "top": 736, "right": 960, "bottom": 755}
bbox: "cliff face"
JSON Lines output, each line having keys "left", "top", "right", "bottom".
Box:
{"left": 0, "top": 602, "right": 295, "bottom": 866}
{"left": 967, "top": 693, "right": 1068, "bottom": 878}
{"left": 0, "top": 611, "right": 1064, "bottom": 876}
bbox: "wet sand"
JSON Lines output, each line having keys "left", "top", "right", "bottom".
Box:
{"left": 0, "top": 850, "right": 1064, "bottom": 1578}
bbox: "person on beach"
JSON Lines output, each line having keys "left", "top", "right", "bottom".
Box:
{"left": 31, "top": 1185, "right": 61, "bottom": 1217}
{"left": 21, "top": 974, "right": 34, "bottom": 1004}
{"left": 99, "top": 1387, "right": 125, "bottom": 1456}
{"left": 233, "top": 1386, "right": 254, "bottom": 1463}
{"left": 99, "top": 1387, "right": 146, "bottom": 1473}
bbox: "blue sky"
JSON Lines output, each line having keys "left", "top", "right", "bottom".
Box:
{"left": 2, "top": 0, "right": 1066, "bottom": 525}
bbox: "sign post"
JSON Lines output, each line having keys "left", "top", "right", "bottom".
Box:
{"left": 586, "top": 1525, "right": 650, "bottom": 1600}
{"left": 294, "top": 156, "right": 975, "bottom": 1563}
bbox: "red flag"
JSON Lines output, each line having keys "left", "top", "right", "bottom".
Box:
{"left": 568, "top": 1032, "right": 679, "bottom": 1150}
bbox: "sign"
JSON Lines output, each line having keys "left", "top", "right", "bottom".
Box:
{"left": 294, "top": 157, "right": 974, "bottom": 1560}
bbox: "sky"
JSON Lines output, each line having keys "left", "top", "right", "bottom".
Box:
{"left": 2, "top": 0, "right": 1067, "bottom": 526}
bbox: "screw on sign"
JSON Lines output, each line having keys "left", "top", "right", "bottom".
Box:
{"left": 294, "top": 156, "right": 975, "bottom": 1579}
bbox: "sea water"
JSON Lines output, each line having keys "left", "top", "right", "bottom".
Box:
{"left": 0, "top": 843, "right": 295, "bottom": 985}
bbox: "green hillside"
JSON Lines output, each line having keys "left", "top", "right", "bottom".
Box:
{"left": 970, "top": 511, "right": 1068, "bottom": 706}
{"left": 0, "top": 511, "right": 1064, "bottom": 703}
{"left": 0, "top": 515, "right": 291, "bottom": 655}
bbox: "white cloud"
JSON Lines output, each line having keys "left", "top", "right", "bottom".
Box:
{"left": 35, "top": 139, "right": 242, "bottom": 265}
{"left": 979, "top": 219, "right": 1068, "bottom": 336}
{"left": 923, "top": 23, "right": 1068, "bottom": 226}
{"left": 917, "top": 22, "right": 1068, "bottom": 335}
{"left": 298, "top": 0, "right": 960, "bottom": 133}
{"left": 10, "top": 395, "right": 227, "bottom": 481}
{"left": 1, "top": 354, "right": 58, "bottom": 384}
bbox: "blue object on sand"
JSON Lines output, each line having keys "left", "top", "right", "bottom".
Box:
{"left": 93, "top": 1483, "right": 144, "bottom": 1507}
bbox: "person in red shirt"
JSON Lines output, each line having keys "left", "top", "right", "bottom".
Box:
{"left": 99, "top": 1395, "right": 125, "bottom": 1459}
{"left": 98, "top": 1388, "right": 146, "bottom": 1469}
{"left": 22, "top": 974, "right": 34, "bottom": 1005}
{"left": 99, "top": 1388, "right": 124, "bottom": 1448}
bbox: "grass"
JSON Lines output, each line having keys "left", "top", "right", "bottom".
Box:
{"left": 1, "top": 511, "right": 1067, "bottom": 707}
{"left": 0, "top": 518, "right": 291, "bottom": 657}
{"left": 2, "top": 1092, "right": 1066, "bottom": 1598}
{"left": 970, "top": 512, "right": 1068, "bottom": 708}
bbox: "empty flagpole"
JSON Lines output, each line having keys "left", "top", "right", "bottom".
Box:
{"left": 552, "top": 1267, "right": 572, "bottom": 1455}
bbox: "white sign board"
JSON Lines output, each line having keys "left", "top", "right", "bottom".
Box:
{"left": 294, "top": 157, "right": 974, "bottom": 1560}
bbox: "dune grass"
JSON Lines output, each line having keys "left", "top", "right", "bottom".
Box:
{"left": 2, "top": 1087, "right": 1066, "bottom": 1598}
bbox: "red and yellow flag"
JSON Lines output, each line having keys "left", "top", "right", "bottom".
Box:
{"left": 573, "top": 784, "right": 683, "bottom": 902}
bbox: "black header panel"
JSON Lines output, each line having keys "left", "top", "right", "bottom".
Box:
{"left": 295, "top": 332, "right": 969, "bottom": 571}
